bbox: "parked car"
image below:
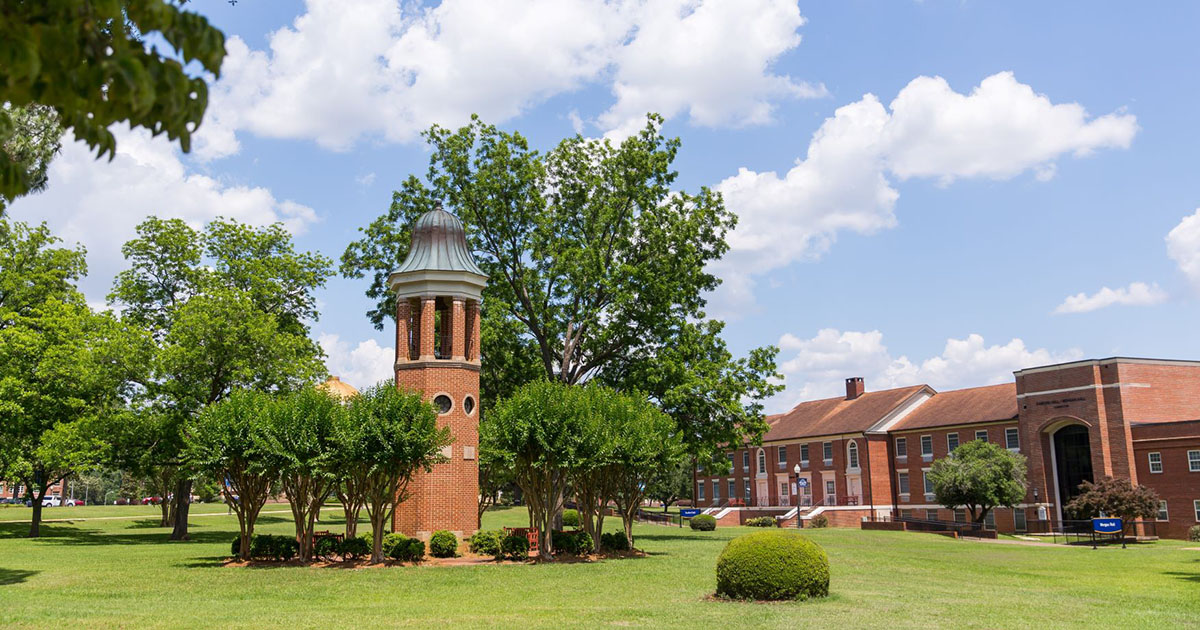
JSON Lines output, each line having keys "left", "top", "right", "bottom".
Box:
{"left": 42, "top": 495, "right": 62, "bottom": 507}
{"left": 114, "top": 498, "right": 130, "bottom": 505}
{"left": 65, "top": 498, "right": 86, "bottom": 506}
{"left": 142, "top": 496, "right": 163, "bottom": 505}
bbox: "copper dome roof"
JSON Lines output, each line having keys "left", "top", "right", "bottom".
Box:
{"left": 392, "top": 205, "right": 486, "bottom": 277}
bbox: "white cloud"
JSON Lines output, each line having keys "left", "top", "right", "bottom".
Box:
{"left": 1053, "top": 281, "right": 1167, "bottom": 314}
{"left": 196, "top": 0, "right": 819, "bottom": 159}
{"left": 1167, "top": 208, "right": 1200, "bottom": 289}
{"left": 7, "top": 128, "right": 318, "bottom": 302}
{"left": 769, "top": 328, "right": 1082, "bottom": 413}
{"left": 708, "top": 72, "right": 1138, "bottom": 315}
{"left": 355, "top": 171, "right": 377, "bottom": 187}
{"left": 318, "top": 333, "right": 395, "bottom": 391}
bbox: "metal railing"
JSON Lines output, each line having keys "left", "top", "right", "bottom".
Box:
{"left": 889, "top": 515, "right": 991, "bottom": 538}
{"left": 1026, "top": 519, "right": 1157, "bottom": 544}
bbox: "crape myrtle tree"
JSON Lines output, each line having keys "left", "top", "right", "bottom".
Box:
{"left": 1065, "top": 476, "right": 1160, "bottom": 539}
{"left": 0, "top": 0, "right": 225, "bottom": 206}
{"left": 928, "top": 440, "right": 1027, "bottom": 524}
{"left": 603, "top": 389, "right": 683, "bottom": 549}
{"left": 340, "top": 115, "right": 781, "bottom": 465}
{"left": 185, "top": 389, "right": 278, "bottom": 561}
{"left": 336, "top": 383, "right": 450, "bottom": 564}
{"left": 110, "top": 217, "right": 332, "bottom": 541}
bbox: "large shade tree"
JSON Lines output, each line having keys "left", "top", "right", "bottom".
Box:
{"left": 928, "top": 439, "right": 1027, "bottom": 524}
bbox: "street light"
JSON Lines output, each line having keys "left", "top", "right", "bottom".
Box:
{"left": 792, "top": 464, "right": 803, "bottom": 529}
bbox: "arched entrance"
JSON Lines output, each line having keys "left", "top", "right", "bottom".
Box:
{"left": 1050, "top": 424, "right": 1093, "bottom": 518}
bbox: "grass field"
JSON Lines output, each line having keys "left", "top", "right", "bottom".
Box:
{"left": 1, "top": 504, "right": 1197, "bottom": 629}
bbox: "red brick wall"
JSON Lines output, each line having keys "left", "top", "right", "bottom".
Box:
{"left": 1132, "top": 421, "right": 1200, "bottom": 539}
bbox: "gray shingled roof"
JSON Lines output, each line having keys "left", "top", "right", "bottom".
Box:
{"left": 392, "top": 207, "right": 486, "bottom": 276}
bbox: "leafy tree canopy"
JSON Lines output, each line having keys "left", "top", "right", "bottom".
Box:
{"left": 928, "top": 439, "right": 1027, "bottom": 524}
{"left": 1065, "top": 476, "right": 1159, "bottom": 536}
{"left": 0, "top": 218, "right": 87, "bottom": 325}
{"left": 0, "top": 103, "right": 63, "bottom": 212}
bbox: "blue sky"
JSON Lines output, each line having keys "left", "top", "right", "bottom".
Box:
{"left": 11, "top": 1, "right": 1200, "bottom": 412}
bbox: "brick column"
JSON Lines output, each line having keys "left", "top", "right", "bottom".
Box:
{"left": 418, "top": 297, "right": 436, "bottom": 361}
{"left": 469, "top": 300, "right": 481, "bottom": 362}
{"left": 395, "top": 298, "right": 411, "bottom": 364}
{"left": 451, "top": 298, "right": 466, "bottom": 360}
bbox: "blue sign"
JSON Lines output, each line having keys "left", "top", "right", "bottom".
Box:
{"left": 1092, "top": 517, "right": 1123, "bottom": 534}
{"left": 680, "top": 508, "right": 701, "bottom": 518}
{"left": 798, "top": 478, "right": 809, "bottom": 488}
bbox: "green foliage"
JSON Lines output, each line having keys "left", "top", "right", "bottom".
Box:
{"left": 645, "top": 459, "right": 695, "bottom": 511}
{"left": 562, "top": 509, "right": 580, "bottom": 527}
{"left": 551, "top": 529, "right": 593, "bottom": 556}
{"left": 390, "top": 537, "right": 425, "bottom": 563}
{"left": 429, "top": 530, "right": 458, "bottom": 558}
{"left": 501, "top": 533, "right": 530, "bottom": 561}
{"left": 0, "top": 219, "right": 87, "bottom": 323}
{"left": 1065, "top": 476, "right": 1160, "bottom": 533}
{"left": 381, "top": 532, "right": 407, "bottom": 558}
{"left": 600, "top": 531, "right": 629, "bottom": 551}
{"left": 745, "top": 516, "right": 776, "bottom": 527}
{"left": 929, "top": 439, "right": 1027, "bottom": 523}
{"left": 809, "top": 515, "right": 829, "bottom": 529}
{"left": 689, "top": 514, "right": 717, "bottom": 531}
{"left": 313, "top": 536, "right": 339, "bottom": 561}
{"left": 715, "top": 530, "right": 830, "bottom": 601}
{"left": 1189, "top": 525, "right": 1200, "bottom": 543}
{"left": 0, "top": 104, "right": 63, "bottom": 211}
{"left": 468, "top": 530, "right": 505, "bottom": 557}
{"left": 0, "top": 0, "right": 226, "bottom": 203}
{"left": 339, "top": 536, "right": 370, "bottom": 561}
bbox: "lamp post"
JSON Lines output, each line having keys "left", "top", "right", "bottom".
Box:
{"left": 792, "top": 464, "right": 803, "bottom": 529}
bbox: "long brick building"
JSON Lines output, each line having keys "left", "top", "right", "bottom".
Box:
{"left": 693, "top": 357, "right": 1200, "bottom": 539}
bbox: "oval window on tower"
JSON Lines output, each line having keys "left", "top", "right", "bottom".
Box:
{"left": 433, "top": 394, "right": 452, "bottom": 415}
{"left": 463, "top": 395, "right": 476, "bottom": 415}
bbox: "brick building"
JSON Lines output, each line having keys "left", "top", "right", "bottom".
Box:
{"left": 693, "top": 357, "right": 1200, "bottom": 539}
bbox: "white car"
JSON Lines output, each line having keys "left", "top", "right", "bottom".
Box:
{"left": 42, "top": 495, "right": 62, "bottom": 507}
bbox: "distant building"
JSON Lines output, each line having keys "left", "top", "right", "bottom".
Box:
{"left": 318, "top": 375, "right": 360, "bottom": 400}
{"left": 693, "top": 357, "right": 1200, "bottom": 539}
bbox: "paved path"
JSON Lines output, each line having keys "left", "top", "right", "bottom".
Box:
{"left": 0, "top": 508, "right": 293, "bottom": 525}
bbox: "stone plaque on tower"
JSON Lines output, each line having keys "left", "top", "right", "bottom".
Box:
{"left": 388, "top": 204, "right": 486, "bottom": 540}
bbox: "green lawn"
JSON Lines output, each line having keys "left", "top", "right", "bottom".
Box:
{"left": 1, "top": 506, "right": 1197, "bottom": 629}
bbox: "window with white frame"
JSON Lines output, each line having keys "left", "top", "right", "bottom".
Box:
{"left": 825, "top": 479, "right": 836, "bottom": 502}
{"left": 1005, "top": 427, "right": 1020, "bottom": 450}
{"left": 984, "top": 511, "right": 995, "bottom": 530}
{"left": 1157, "top": 500, "right": 1169, "bottom": 521}
{"left": 822, "top": 441, "right": 833, "bottom": 465}
{"left": 926, "top": 509, "right": 939, "bottom": 521}
{"left": 800, "top": 443, "right": 809, "bottom": 465}
{"left": 923, "top": 470, "right": 934, "bottom": 496}
{"left": 920, "top": 435, "right": 933, "bottom": 460}
{"left": 757, "top": 449, "right": 766, "bottom": 475}
{"left": 778, "top": 445, "right": 788, "bottom": 468}
{"left": 743, "top": 479, "right": 751, "bottom": 501}
{"left": 728, "top": 479, "right": 735, "bottom": 499}
{"left": 847, "top": 441, "right": 860, "bottom": 469}
{"left": 728, "top": 453, "right": 735, "bottom": 471}
{"left": 947, "top": 433, "right": 959, "bottom": 453}
{"left": 1149, "top": 452, "right": 1163, "bottom": 473}
{"left": 900, "top": 509, "right": 913, "bottom": 519}
{"left": 712, "top": 479, "right": 720, "bottom": 501}
{"left": 1189, "top": 450, "right": 1200, "bottom": 472}
{"left": 897, "top": 472, "right": 910, "bottom": 495}
{"left": 975, "top": 429, "right": 988, "bottom": 443}
{"left": 953, "top": 509, "right": 966, "bottom": 523}
{"left": 895, "top": 437, "right": 907, "bottom": 459}
{"left": 742, "top": 451, "right": 749, "bottom": 472}
{"left": 1194, "top": 499, "right": 1200, "bottom": 522}
{"left": 698, "top": 481, "right": 706, "bottom": 501}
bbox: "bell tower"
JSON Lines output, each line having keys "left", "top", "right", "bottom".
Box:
{"left": 389, "top": 204, "right": 486, "bottom": 539}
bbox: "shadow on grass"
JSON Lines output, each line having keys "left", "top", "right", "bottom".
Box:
{"left": 0, "top": 522, "right": 231, "bottom": 546}
{"left": 1163, "top": 571, "right": 1200, "bottom": 583}
{"left": 634, "top": 532, "right": 727, "bottom": 543}
{"left": 0, "top": 568, "right": 39, "bottom": 585}
{"left": 127, "top": 518, "right": 170, "bottom": 529}
{"left": 175, "top": 556, "right": 231, "bottom": 569}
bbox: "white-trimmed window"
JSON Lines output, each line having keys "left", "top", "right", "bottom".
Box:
{"left": 825, "top": 479, "right": 836, "bottom": 505}
{"left": 897, "top": 472, "right": 910, "bottom": 496}
{"left": 698, "top": 481, "right": 706, "bottom": 501}
{"left": 984, "top": 511, "right": 995, "bottom": 530}
{"left": 953, "top": 509, "right": 967, "bottom": 523}
{"left": 1194, "top": 499, "right": 1200, "bottom": 522}
{"left": 727, "top": 479, "right": 735, "bottom": 499}
{"left": 1005, "top": 427, "right": 1020, "bottom": 451}
{"left": 1149, "top": 452, "right": 1163, "bottom": 474}
{"left": 920, "top": 435, "right": 933, "bottom": 461}
{"left": 728, "top": 453, "right": 735, "bottom": 472}
{"left": 1157, "top": 500, "right": 1169, "bottom": 521}
{"left": 895, "top": 437, "right": 907, "bottom": 459}
{"left": 742, "top": 451, "right": 750, "bottom": 472}
{"left": 712, "top": 479, "right": 720, "bottom": 501}
{"left": 847, "top": 441, "right": 860, "bottom": 470}
{"left": 947, "top": 433, "right": 959, "bottom": 453}
{"left": 975, "top": 430, "right": 988, "bottom": 443}
{"left": 743, "top": 479, "right": 751, "bottom": 501}
{"left": 923, "top": 469, "right": 934, "bottom": 497}
{"left": 777, "top": 446, "right": 788, "bottom": 468}
{"left": 822, "top": 441, "right": 833, "bottom": 465}
{"left": 925, "top": 509, "right": 939, "bottom": 521}
{"left": 900, "top": 509, "right": 913, "bottom": 519}
{"left": 800, "top": 443, "right": 810, "bottom": 466}
{"left": 757, "top": 449, "right": 766, "bottom": 475}
{"left": 1189, "top": 450, "right": 1200, "bottom": 472}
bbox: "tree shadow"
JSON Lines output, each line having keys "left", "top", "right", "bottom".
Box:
{"left": 0, "top": 568, "right": 38, "bottom": 586}
{"left": 634, "top": 532, "right": 727, "bottom": 543}
{"left": 174, "top": 556, "right": 231, "bottom": 569}
{"left": 127, "top": 518, "right": 170, "bottom": 529}
{"left": 1163, "top": 571, "right": 1200, "bottom": 583}
{"left": 0, "top": 522, "right": 232, "bottom": 546}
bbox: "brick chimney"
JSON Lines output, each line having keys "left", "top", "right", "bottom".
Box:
{"left": 845, "top": 377, "right": 864, "bottom": 400}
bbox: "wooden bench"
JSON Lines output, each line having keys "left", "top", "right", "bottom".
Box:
{"left": 503, "top": 527, "right": 539, "bottom": 555}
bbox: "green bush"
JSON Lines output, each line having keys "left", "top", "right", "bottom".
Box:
{"left": 390, "top": 537, "right": 425, "bottom": 562}
{"left": 600, "top": 531, "right": 629, "bottom": 552}
{"left": 250, "top": 534, "right": 273, "bottom": 559}
{"left": 468, "top": 530, "right": 505, "bottom": 557}
{"left": 1189, "top": 525, "right": 1200, "bottom": 542}
{"left": 745, "top": 516, "right": 776, "bottom": 527}
{"left": 562, "top": 508, "right": 580, "bottom": 528}
{"left": 381, "top": 532, "right": 407, "bottom": 558}
{"left": 313, "top": 536, "right": 339, "bottom": 561}
{"left": 239, "top": 534, "right": 298, "bottom": 561}
{"left": 339, "top": 535, "right": 370, "bottom": 561}
{"left": 552, "top": 529, "right": 593, "bottom": 555}
{"left": 690, "top": 514, "right": 717, "bottom": 531}
{"left": 502, "top": 533, "right": 530, "bottom": 561}
{"left": 715, "top": 530, "right": 830, "bottom": 601}
{"left": 808, "top": 514, "right": 829, "bottom": 529}
{"left": 230, "top": 535, "right": 248, "bottom": 557}
{"left": 429, "top": 530, "right": 458, "bottom": 558}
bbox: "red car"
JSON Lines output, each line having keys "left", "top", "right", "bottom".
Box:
{"left": 65, "top": 498, "right": 86, "bottom": 506}
{"left": 141, "top": 496, "right": 164, "bottom": 505}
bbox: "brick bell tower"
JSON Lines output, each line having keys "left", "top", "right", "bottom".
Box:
{"left": 389, "top": 204, "right": 486, "bottom": 540}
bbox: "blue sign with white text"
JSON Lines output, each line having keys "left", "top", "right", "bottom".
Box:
{"left": 798, "top": 478, "right": 809, "bottom": 488}
{"left": 680, "top": 508, "right": 701, "bottom": 518}
{"left": 1092, "top": 517, "right": 1123, "bottom": 534}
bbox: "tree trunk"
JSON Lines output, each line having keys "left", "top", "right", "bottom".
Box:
{"left": 159, "top": 500, "right": 171, "bottom": 527}
{"left": 28, "top": 493, "right": 44, "bottom": 538}
{"left": 170, "top": 479, "right": 192, "bottom": 541}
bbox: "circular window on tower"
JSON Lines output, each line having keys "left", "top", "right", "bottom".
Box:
{"left": 463, "top": 395, "right": 476, "bottom": 415}
{"left": 433, "top": 394, "right": 453, "bottom": 415}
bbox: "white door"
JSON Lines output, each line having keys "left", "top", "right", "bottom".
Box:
{"left": 756, "top": 479, "right": 769, "bottom": 507}
{"left": 847, "top": 476, "right": 862, "bottom": 505}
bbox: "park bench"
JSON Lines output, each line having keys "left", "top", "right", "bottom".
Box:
{"left": 503, "top": 527, "right": 539, "bottom": 555}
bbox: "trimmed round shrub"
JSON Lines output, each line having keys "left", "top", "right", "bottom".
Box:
{"left": 808, "top": 514, "right": 829, "bottom": 529}
{"left": 313, "top": 536, "right": 339, "bottom": 561}
{"left": 468, "top": 529, "right": 505, "bottom": 557}
{"left": 250, "top": 533, "right": 273, "bottom": 559}
{"left": 390, "top": 537, "right": 425, "bottom": 562}
{"left": 274, "top": 536, "right": 298, "bottom": 561}
{"left": 715, "top": 530, "right": 830, "bottom": 601}
{"left": 600, "top": 531, "right": 629, "bottom": 552}
{"left": 552, "top": 529, "right": 593, "bottom": 555}
{"left": 572, "top": 530, "right": 594, "bottom": 555}
{"left": 745, "top": 516, "right": 776, "bottom": 527}
{"left": 1189, "top": 525, "right": 1200, "bottom": 542}
{"left": 562, "top": 508, "right": 580, "bottom": 528}
{"left": 502, "top": 533, "right": 530, "bottom": 561}
{"left": 381, "top": 532, "right": 407, "bottom": 558}
{"left": 690, "top": 514, "right": 717, "bottom": 531}
{"left": 429, "top": 530, "right": 458, "bottom": 558}
{"left": 339, "top": 535, "right": 370, "bottom": 561}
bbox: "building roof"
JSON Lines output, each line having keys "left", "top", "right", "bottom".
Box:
{"left": 318, "top": 376, "right": 360, "bottom": 400}
{"left": 763, "top": 385, "right": 928, "bottom": 441}
{"left": 391, "top": 206, "right": 487, "bottom": 277}
{"left": 889, "top": 383, "right": 1017, "bottom": 431}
